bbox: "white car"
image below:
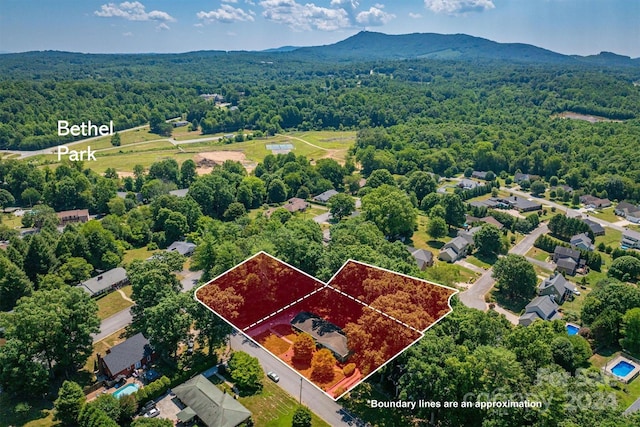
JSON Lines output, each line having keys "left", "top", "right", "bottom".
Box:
{"left": 144, "top": 407, "right": 160, "bottom": 418}
{"left": 267, "top": 371, "right": 279, "bottom": 382}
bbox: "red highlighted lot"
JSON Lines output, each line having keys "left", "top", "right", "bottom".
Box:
{"left": 195, "top": 252, "right": 457, "bottom": 400}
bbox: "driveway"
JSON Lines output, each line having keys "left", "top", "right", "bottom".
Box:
{"left": 181, "top": 270, "right": 203, "bottom": 292}
{"left": 229, "top": 333, "right": 355, "bottom": 427}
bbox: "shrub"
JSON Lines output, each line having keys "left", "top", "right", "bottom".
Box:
{"left": 343, "top": 363, "right": 356, "bottom": 377}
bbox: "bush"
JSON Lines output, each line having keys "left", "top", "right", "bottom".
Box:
{"left": 343, "top": 363, "right": 356, "bottom": 377}
{"left": 134, "top": 376, "right": 171, "bottom": 406}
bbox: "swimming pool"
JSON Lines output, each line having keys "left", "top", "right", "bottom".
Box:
{"left": 112, "top": 383, "right": 139, "bottom": 399}
{"left": 612, "top": 361, "right": 635, "bottom": 378}
{"left": 566, "top": 324, "right": 580, "bottom": 335}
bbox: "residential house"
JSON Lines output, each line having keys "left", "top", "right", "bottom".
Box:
{"left": 438, "top": 227, "right": 480, "bottom": 262}
{"left": 458, "top": 179, "right": 483, "bottom": 190}
{"left": 580, "top": 195, "right": 612, "bottom": 209}
{"left": 283, "top": 197, "right": 309, "bottom": 214}
{"left": 57, "top": 209, "right": 90, "bottom": 226}
{"left": 553, "top": 246, "right": 582, "bottom": 276}
{"left": 97, "top": 333, "right": 155, "bottom": 379}
{"left": 78, "top": 267, "right": 128, "bottom": 297}
{"left": 538, "top": 272, "right": 577, "bottom": 303}
{"left": 582, "top": 218, "right": 605, "bottom": 236}
{"left": 466, "top": 214, "right": 504, "bottom": 230}
{"left": 406, "top": 246, "right": 434, "bottom": 270}
{"left": 291, "top": 311, "right": 350, "bottom": 362}
{"left": 514, "top": 173, "right": 530, "bottom": 184}
{"left": 169, "top": 188, "right": 189, "bottom": 198}
{"left": 166, "top": 241, "right": 196, "bottom": 256}
{"left": 312, "top": 189, "right": 339, "bottom": 204}
{"left": 173, "top": 374, "right": 252, "bottom": 427}
{"left": 471, "top": 171, "right": 489, "bottom": 180}
{"left": 622, "top": 229, "right": 640, "bottom": 250}
{"left": 518, "top": 296, "right": 561, "bottom": 326}
{"left": 501, "top": 196, "right": 542, "bottom": 212}
{"left": 570, "top": 233, "right": 594, "bottom": 251}
{"left": 615, "top": 202, "right": 640, "bottom": 224}
{"left": 172, "top": 121, "right": 189, "bottom": 128}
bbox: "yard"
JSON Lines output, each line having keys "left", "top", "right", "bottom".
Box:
{"left": 0, "top": 395, "right": 55, "bottom": 427}
{"left": 96, "top": 285, "right": 134, "bottom": 320}
{"left": 84, "top": 328, "right": 127, "bottom": 374}
{"left": 526, "top": 247, "right": 551, "bottom": 262}
{"left": 589, "top": 208, "right": 621, "bottom": 223}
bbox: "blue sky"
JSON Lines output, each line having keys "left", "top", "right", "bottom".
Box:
{"left": 1, "top": 0, "right": 638, "bottom": 57}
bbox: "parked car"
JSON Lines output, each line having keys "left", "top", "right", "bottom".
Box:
{"left": 144, "top": 407, "right": 160, "bottom": 418}
{"left": 267, "top": 371, "right": 279, "bottom": 382}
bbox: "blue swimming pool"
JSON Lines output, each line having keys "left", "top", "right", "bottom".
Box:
{"left": 112, "top": 383, "right": 139, "bottom": 399}
{"left": 566, "top": 324, "right": 580, "bottom": 335}
{"left": 611, "top": 361, "right": 635, "bottom": 378}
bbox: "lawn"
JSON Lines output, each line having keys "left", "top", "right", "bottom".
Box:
{"left": 290, "top": 131, "right": 356, "bottom": 150}
{"left": 122, "top": 246, "right": 156, "bottom": 265}
{"left": 465, "top": 255, "right": 492, "bottom": 269}
{"left": 526, "top": 247, "right": 551, "bottom": 262}
{"left": 0, "top": 395, "right": 56, "bottom": 427}
{"left": 559, "top": 286, "right": 590, "bottom": 321}
{"left": 0, "top": 212, "right": 23, "bottom": 229}
{"left": 233, "top": 378, "right": 331, "bottom": 427}
{"left": 96, "top": 288, "right": 134, "bottom": 320}
{"left": 589, "top": 350, "right": 640, "bottom": 409}
{"left": 589, "top": 208, "right": 621, "bottom": 223}
{"left": 456, "top": 264, "right": 481, "bottom": 284}
{"left": 595, "top": 228, "right": 623, "bottom": 249}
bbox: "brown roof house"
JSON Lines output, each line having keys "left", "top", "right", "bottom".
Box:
{"left": 283, "top": 197, "right": 309, "bottom": 214}
{"left": 291, "top": 312, "right": 350, "bottom": 363}
{"left": 98, "top": 333, "right": 156, "bottom": 380}
{"left": 56, "top": 209, "right": 90, "bottom": 226}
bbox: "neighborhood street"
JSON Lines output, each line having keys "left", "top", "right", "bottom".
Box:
{"left": 229, "top": 333, "right": 356, "bottom": 427}
{"left": 458, "top": 223, "right": 550, "bottom": 315}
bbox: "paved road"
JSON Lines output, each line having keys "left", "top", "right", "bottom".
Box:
{"left": 92, "top": 308, "right": 132, "bottom": 342}
{"left": 229, "top": 333, "right": 355, "bottom": 426}
{"left": 458, "top": 223, "right": 550, "bottom": 311}
{"left": 92, "top": 269, "right": 203, "bottom": 343}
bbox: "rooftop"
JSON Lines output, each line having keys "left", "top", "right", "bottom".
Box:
{"left": 78, "top": 267, "right": 127, "bottom": 296}
{"left": 291, "top": 311, "right": 349, "bottom": 360}
{"left": 101, "top": 333, "right": 153, "bottom": 377}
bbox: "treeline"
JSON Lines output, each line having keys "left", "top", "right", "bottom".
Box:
{"left": 548, "top": 214, "right": 594, "bottom": 241}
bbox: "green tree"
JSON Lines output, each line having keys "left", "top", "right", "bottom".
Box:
{"left": 609, "top": 255, "right": 640, "bottom": 281}
{"left": 111, "top": 132, "right": 121, "bottom": 147}
{"left": 23, "top": 233, "right": 56, "bottom": 283}
{"left": 292, "top": 333, "right": 315, "bottom": 364}
{"left": 223, "top": 202, "right": 246, "bottom": 221}
{"left": 89, "top": 394, "right": 121, "bottom": 421}
{"left": 366, "top": 169, "right": 395, "bottom": 188}
{"left": 228, "top": 351, "right": 263, "bottom": 394}
{"left": 427, "top": 217, "right": 447, "bottom": 239}
{"left": 0, "top": 255, "right": 33, "bottom": 311}
{"left": 141, "top": 292, "right": 193, "bottom": 360}
{"left": 0, "top": 189, "right": 15, "bottom": 208}
{"left": 492, "top": 254, "right": 537, "bottom": 300}
{"left": 440, "top": 193, "right": 466, "bottom": 229}
{"left": 292, "top": 406, "right": 312, "bottom": 427}
{"left": 131, "top": 418, "right": 173, "bottom": 427}
{"left": 21, "top": 188, "right": 41, "bottom": 207}
{"left": 473, "top": 224, "right": 502, "bottom": 257}
{"left": 267, "top": 178, "right": 288, "bottom": 203}
{"left": 107, "top": 197, "right": 126, "bottom": 216}
{"left": 621, "top": 307, "right": 640, "bottom": 355}
{"left": 362, "top": 185, "right": 416, "bottom": 240}
{"left": 530, "top": 180, "right": 546, "bottom": 196}
{"left": 58, "top": 257, "right": 93, "bottom": 285}
{"left": 54, "top": 380, "right": 86, "bottom": 426}
{"left": 0, "top": 338, "right": 48, "bottom": 396}
{"left": 180, "top": 159, "right": 197, "bottom": 187}
{"left": 328, "top": 193, "right": 355, "bottom": 220}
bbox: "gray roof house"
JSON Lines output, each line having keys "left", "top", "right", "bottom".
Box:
{"left": 514, "top": 173, "right": 530, "bottom": 184}
{"left": 518, "top": 296, "right": 560, "bottom": 326}
{"left": 580, "top": 195, "right": 612, "bottom": 209}
{"left": 615, "top": 202, "right": 640, "bottom": 224}
{"left": 173, "top": 374, "right": 252, "bottom": 427}
{"left": 406, "top": 246, "right": 434, "bottom": 270}
{"left": 538, "top": 273, "right": 577, "bottom": 303}
{"left": 312, "top": 189, "right": 339, "bottom": 204}
{"left": 166, "top": 241, "right": 196, "bottom": 256}
{"left": 471, "top": 171, "right": 489, "bottom": 180}
{"left": 553, "top": 246, "right": 582, "bottom": 276}
{"left": 291, "top": 312, "right": 350, "bottom": 362}
{"left": 622, "top": 229, "right": 640, "bottom": 250}
{"left": 169, "top": 188, "right": 189, "bottom": 198}
{"left": 78, "top": 267, "right": 128, "bottom": 297}
{"left": 582, "top": 218, "right": 605, "bottom": 236}
{"left": 98, "top": 332, "right": 155, "bottom": 379}
{"left": 570, "top": 233, "right": 594, "bottom": 251}
{"left": 458, "top": 179, "right": 482, "bottom": 190}
{"left": 502, "top": 196, "right": 542, "bottom": 212}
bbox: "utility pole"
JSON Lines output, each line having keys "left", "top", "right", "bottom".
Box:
{"left": 299, "top": 377, "right": 303, "bottom": 404}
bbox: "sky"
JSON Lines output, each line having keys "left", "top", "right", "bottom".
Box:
{"left": 1, "top": 0, "right": 639, "bottom": 57}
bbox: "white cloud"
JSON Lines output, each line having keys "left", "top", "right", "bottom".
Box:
{"left": 222, "top": 0, "right": 238, "bottom": 3}
{"left": 356, "top": 6, "right": 394, "bottom": 26}
{"left": 330, "top": 0, "right": 359, "bottom": 8}
{"left": 409, "top": 12, "right": 422, "bottom": 18}
{"left": 156, "top": 22, "right": 170, "bottom": 31}
{"left": 424, "top": 0, "right": 495, "bottom": 15}
{"left": 259, "top": 0, "right": 350, "bottom": 31}
{"left": 122, "top": 31, "right": 133, "bottom": 36}
{"left": 95, "top": 1, "right": 175, "bottom": 22}
{"left": 197, "top": 4, "right": 255, "bottom": 23}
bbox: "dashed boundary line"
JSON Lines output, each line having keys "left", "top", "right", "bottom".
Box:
{"left": 242, "top": 285, "right": 327, "bottom": 332}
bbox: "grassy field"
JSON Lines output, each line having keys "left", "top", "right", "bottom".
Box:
{"left": 95, "top": 286, "right": 134, "bottom": 320}
{"left": 526, "top": 247, "right": 551, "bottom": 262}
{"left": 234, "top": 378, "right": 331, "bottom": 427}
{"left": 0, "top": 395, "right": 56, "bottom": 427}
{"left": 122, "top": 246, "right": 156, "bottom": 265}
{"left": 1, "top": 212, "right": 23, "bottom": 229}
{"left": 595, "top": 228, "right": 623, "bottom": 248}
{"left": 589, "top": 208, "right": 621, "bottom": 223}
